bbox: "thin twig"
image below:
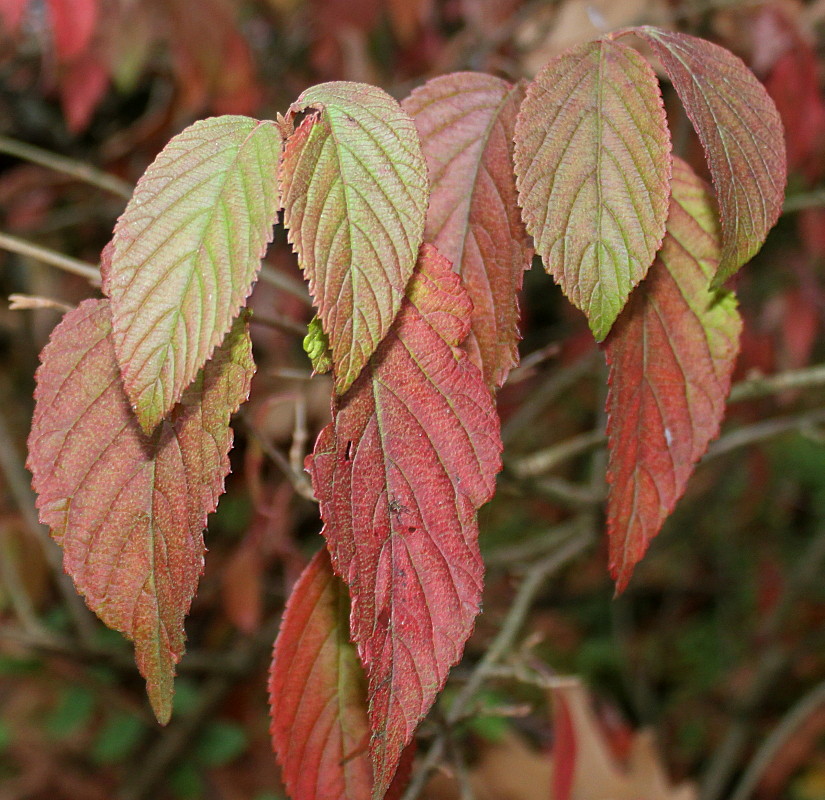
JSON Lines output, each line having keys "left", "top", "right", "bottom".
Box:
{"left": 400, "top": 529, "right": 593, "bottom": 800}
{"left": 0, "top": 134, "right": 133, "bottom": 199}
{"left": 699, "top": 524, "right": 825, "bottom": 800}
{"left": 0, "top": 232, "right": 101, "bottom": 285}
{"left": 727, "top": 679, "right": 825, "bottom": 800}
{"left": 510, "top": 430, "right": 605, "bottom": 479}
{"left": 782, "top": 187, "right": 825, "bottom": 214}
{"left": 259, "top": 264, "right": 312, "bottom": 305}
{"left": 249, "top": 309, "right": 307, "bottom": 337}
{"left": 242, "top": 416, "right": 316, "bottom": 502}
{"left": 728, "top": 364, "right": 825, "bottom": 402}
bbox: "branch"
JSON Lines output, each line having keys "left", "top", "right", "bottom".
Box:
{"left": 728, "top": 679, "right": 825, "bottom": 800}
{"left": 782, "top": 187, "right": 825, "bottom": 213}
{"left": 0, "top": 232, "right": 101, "bottom": 285}
{"left": 400, "top": 527, "right": 594, "bottom": 800}
{"left": 0, "top": 134, "right": 133, "bottom": 199}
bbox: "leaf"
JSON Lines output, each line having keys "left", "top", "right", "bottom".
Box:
{"left": 303, "top": 316, "right": 333, "bottom": 375}
{"left": 59, "top": 52, "right": 109, "bottom": 133}
{"left": 514, "top": 38, "right": 671, "bottom": 341}
{"left": 27, "top": 299, "right": 255, "bottom": 723}
{"left": 269, "top": 548, "right": 418, "bottom": 800}
{"left": 604, "top": 157, "right": 742, "bottom": 593}
{"left": 0, "top": 0, "right": 29, "bottom": 35}
{"left": 106, "top": 116, "right": 280, "bottom": 433}
{"left": 550, "top": 680, "right": 697, "bottom": 800}
{"left": 403, "top": 73, "right": 533, "bottom": 388}
{"left": 46, "top": 0, "right": 97, "bottom": 62}
{"left": 629, "top": 26, "right": 786, "bottom": 285}
{"left": 279, "top": 82, "right": 429, "bottom": 395}
{"left": 308, "top": 245, "right": 502, "bottom": 796}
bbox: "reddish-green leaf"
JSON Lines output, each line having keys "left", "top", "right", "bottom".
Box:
{"left": 630, "top": 26, "right": 786, "bottom": 285}
{"left": 28, "top": 300, "right": 254, "bottom": 722}
{"left": 514, "top": 38, "right": 671, "bottom": 341}
{"left": 106, "top": 116, "right": 280, "bottom": 433}
{"left": 403, "top": 73, "right": 533, "bottom": 388}
{"left": 604, "top": 157, "right": 742, "bottom": 592}
{"left": 269, "top": 548, "right": 414, "bottom": 800}
{"left": 308, "top": 245, "right": 501, "bottom": 796}
{"left": 269, "top": 548, "right": 372, "bottom": 800}
{"left": 279, "top": 82, "right": 429, "bottom": 395}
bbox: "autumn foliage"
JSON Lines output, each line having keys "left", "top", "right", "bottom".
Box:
{"left": 3, "top": 5, "right": 804, "bottom": 799}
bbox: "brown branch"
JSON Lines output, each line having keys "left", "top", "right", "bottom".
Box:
{"left": 0, "top": 134, "right": 133, "bottom": 199}
{"left": 0, "top": 232, "right": 102, "bottom": 285}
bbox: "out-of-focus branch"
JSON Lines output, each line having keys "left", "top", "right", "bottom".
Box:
{"left": 0, "top": 135, "right": 133, "bottom": 199}
{"left": 401, "top": 527, "right": 594, "bottom": 800}
{"left": 782, "top": 187, "right": 825, "bottom": 213}
{"left": 728, "top": 679, "right": 825, "bottom": 800}
{"left": 0, "top": 232, "right": 102, "bottom": 285}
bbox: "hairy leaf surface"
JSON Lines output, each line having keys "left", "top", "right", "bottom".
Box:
{"left": 403, "top": 73, "right": 533, "bottom": 388}
{"left": 106, "top": 116, "right": 280, "bottom": 432}
{"left": 514, "top": 38, "right": 671, "bottom": 341}
{"left": 631, "top": 26, "right": 786, "bottom": 284}
{"left": 308, "top": 245, "right": 501, "bottom": 796}
{"left": 605, "top": 158, "right": 741, "bottom": 592}
{"left": 269, "top": 548, "right": 414, "bottom": 800}
{"left": 280, "top": 82, "right": 429, "bottom": 395}
{"left": 28, "top": 300, "right": 254, "bottom": 722}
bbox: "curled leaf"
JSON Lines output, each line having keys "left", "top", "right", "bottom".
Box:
{"left": 280, "top": 82, "right": 429, "bottom": 394}
{"left": 28, "top": 300, "right": 255, "bottom": 722}
{"left": 629, "top": 26, "right": 786, "bottom": 284}
{"left": 269, "top": 548, "right": 414, "bottom": 800}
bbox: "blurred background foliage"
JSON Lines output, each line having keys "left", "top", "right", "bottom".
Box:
{"left": 0, "top": 0, "right": 825, "bottom": 798}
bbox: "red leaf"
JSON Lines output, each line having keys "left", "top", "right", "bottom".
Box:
{"left": 59, "top": 52, "right": 108, "bottom": 133}
{"left": 403, "top": 73, "right": 533, "bottom": 388}
{"left": 629, "top": 27, "right": 786, "bottom": 285}
{"left": 514, "top": 37, "right": 671, "bottom": 341}
{"left": 269, "top": 548, "right": 416, "bottom": 800}
{"left": 28, "top": 300, "right": 254, "bottom": 722}
{"left": 605, "top": 157, "right": 742, "bottom": 592}
{"left": 308, "top": 244, "right": 502, "bottom": 795}
{"left": 46, "top": 0, "right": 97, "bottom": 62}
{"left": 764, "top": 43, "right": 825, "bottom": 181}
{"left": 0, "top": 0, "right": 29, "bottom": 34}
{"left": 279, "top": 82, "right": 429, "bottom": 395}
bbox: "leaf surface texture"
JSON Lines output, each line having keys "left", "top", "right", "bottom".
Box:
{"left": 632, "top": 27, "right": 786, "bottom": 284}
{"left": 308, "top": 245, "right": 501, "bottom": 796}
{"left": 280, "top": 82, "right": 429, "bottom": 394}
{"left": 106, "top": 116, "right": 280, "bottom": 432}
{"left": 28, "top": 300, "right": 254, "bottom": 722}
{"left": 403, "top": 73, "right": 533, "bottom": 387}
{"left": 514, "top": 38, "right": 671, "bottom": 340}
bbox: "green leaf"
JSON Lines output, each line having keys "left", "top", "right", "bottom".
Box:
{"left": 46, "top": 686, "right": 95, "bottom": 739}
{"left": 91, "top": 712, "right": 146, "bottom": 764}
{"left": 106, "top": 116, "right": 281, "bottom": 433}
{"left": 514, "top": 38, "right": 672, "bottom": 341}
{"left": 194, "top": 721, "right": 247, "bottom": 766}
{"left": 303, "top": 315, "right": 333, "bottom": 375}
{"left": 280, "top": 82, "right": 429, "bottom": 394}
{"left": 629, "top": 27, "right": 786, "bottom": 285}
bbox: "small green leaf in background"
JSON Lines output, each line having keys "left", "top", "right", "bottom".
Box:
{"left": 170, "top": 760, "right": 203, "bottom": 799}
{"left": 46, "top": 685, "right": 95, "bottom": 739}
{"left": 195, "top": 721, "right": 247, "bottom": 767}
{"left": 91, "top": 711, "right": 146, "bottom": 764}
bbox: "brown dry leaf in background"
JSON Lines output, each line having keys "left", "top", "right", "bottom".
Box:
{"left": 516, "top": 0, "right": 671, "bottom": 76}
{"left": 427, "top": 680, "right": 695, "bottom": 800}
